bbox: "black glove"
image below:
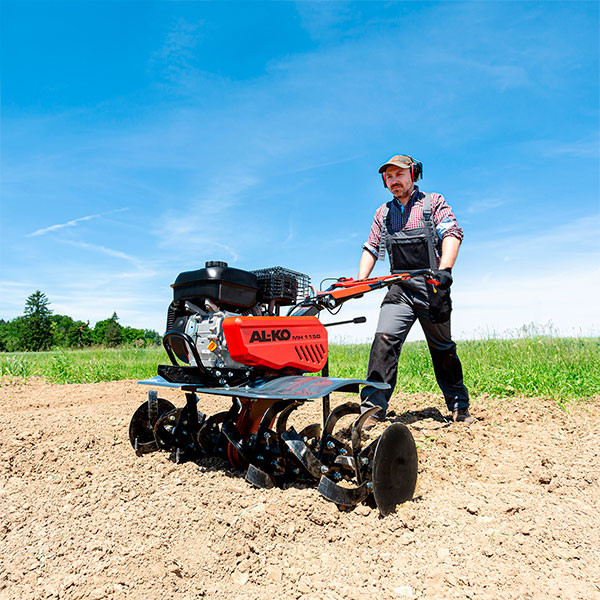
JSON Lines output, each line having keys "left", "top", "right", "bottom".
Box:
{"left": 433, "top": 268, "right": 453, "bottom": 290}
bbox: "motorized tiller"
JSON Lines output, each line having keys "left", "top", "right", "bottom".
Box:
{"left": 129, "top": 261, "right": 440, "bottom": 515}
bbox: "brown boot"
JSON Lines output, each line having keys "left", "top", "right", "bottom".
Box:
{"left": 452, "top": 408, "right": 477, "bottom": 424}
{"left": 362, "top": 414, "right": 382, "bottom": 430}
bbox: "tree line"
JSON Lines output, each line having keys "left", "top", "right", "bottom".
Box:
{"left": 0, "top": 291, "right": 161, "bottom": 352}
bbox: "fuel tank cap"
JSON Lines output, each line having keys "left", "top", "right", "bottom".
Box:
{"left": 205, "top": 261, "right": 228, "bottom": 268}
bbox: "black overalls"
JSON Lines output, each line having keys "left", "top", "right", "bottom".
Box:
{"left": 360, "top": 192, "right": 470, "bottom": 415}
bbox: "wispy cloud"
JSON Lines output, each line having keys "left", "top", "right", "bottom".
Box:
{"left": 294, "top": 2, "right": 362, "bottom": 42}
{"left": 281, "top": 154, "right": 364, "bottom": 175}
{"left": 59, "top": 239, "right": 140, "bottom": 266}
{"left": 157, "top": 18, "right": 202, "bottom": 63}
{"left": 530, "top": 136, "right": 600, "bottom": 159}
{"left": 328, "top": 232, "right": 360, "bottom": 245}
{"left": 156, "top": 174, "right": 259, "bottom": 257}
{"left": 434, "top": 55, "right": 530, "bottom": 91}
{"left": 472, "top": 213, "right": 600, "bottom": 254}
{"left": 283, "top": 223, "right": 294, "bottom": 245}
{"left": 0, "top": 281, "right": 45, "bottom": 316}
{"left": 465, "top": 197, "right": 510, "bottom": 214}
{"left": 150, "top": 18, "right": 225, "bottom": 96}
{"left": 27, "top": 208, "right": 128, "bottom": 237}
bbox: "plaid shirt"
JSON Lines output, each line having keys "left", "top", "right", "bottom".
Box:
{"left": 363, "top": 186, "right": 464, "bottom": 258}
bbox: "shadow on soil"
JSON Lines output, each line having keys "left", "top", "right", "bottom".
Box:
{"left": 389, "top": 406, "right": 450, "bottom": 425}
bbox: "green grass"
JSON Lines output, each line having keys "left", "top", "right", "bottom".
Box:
{"left": 0, "top": 347, "right": 166, "bottom": 384}
{"left": 330, "top": 336, "right": 600, "bottom": 401}
{"left": 1, "top": 337, "right": 599, "bottom": 401}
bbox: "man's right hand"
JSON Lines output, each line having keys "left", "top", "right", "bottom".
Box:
{"left": 433, "top": 268, "right": 453, "bottom": 290}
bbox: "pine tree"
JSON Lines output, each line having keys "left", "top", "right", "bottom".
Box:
{"left": 22, "top": 291, "right": 54, "bottom": 351}
{"left": 103, "top": 313, "right": 123, "bottom": 347}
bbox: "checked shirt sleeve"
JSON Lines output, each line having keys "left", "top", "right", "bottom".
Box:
{"left": 431, "top": 193, "right": 464, "bottom": 242}
{"left": 362, "top": 204, "right": 386, "bottom": 257}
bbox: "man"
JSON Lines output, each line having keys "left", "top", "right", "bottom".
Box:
{"left": 358, "top": 154, "right": 475, "bottom": 425}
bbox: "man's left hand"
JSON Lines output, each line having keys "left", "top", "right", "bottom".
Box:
{"left": 433, "top": 268, "right": 453, "bottom": 290}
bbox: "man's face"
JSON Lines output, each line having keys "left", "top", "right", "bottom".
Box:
{"left": 384, "top": 165, "right": 413, "bottom": 198}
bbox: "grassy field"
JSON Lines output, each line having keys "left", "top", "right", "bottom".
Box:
{"left": 1, "top": 337, "right": 599, "bottom": 401}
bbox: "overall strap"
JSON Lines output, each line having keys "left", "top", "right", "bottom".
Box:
{"left": 422, "top": 193, "right": 438, "bottom": 269}
{"left": 377, "top": 201, "right": 392, "bottom": 261}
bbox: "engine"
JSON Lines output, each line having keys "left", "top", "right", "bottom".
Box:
{"left": 162, "top": 262, "right": 327, "bottom": 382}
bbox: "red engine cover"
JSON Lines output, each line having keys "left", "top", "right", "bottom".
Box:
{"left": 222, "top": 316, "right": 328, "bottom": 372}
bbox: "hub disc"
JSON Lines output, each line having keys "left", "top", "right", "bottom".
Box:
{"left": 372, "top": 423, "right": 418, "bottom": 516}
{"left": 153, "top": 408, "right": 181, "bottom": 451}
{"left": 129, "top": 393, "right": 176, "bottom": 455}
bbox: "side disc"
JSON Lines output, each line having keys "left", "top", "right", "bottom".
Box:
{"left": 129, "top": 396, "right": 176, "bottom": 455}
{"left": 372, "top": 423, "right": 418, "bottom": 516}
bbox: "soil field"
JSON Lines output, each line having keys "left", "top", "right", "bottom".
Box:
{"left": 1, "top": 380, "right": 599, "bottom": 600}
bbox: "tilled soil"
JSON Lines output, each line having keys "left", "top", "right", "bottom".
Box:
{"left": 1, "top": 380, "right": 599, "bottom": 600}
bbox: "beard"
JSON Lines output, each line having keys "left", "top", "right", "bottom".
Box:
{"left": 392, "top": 184, "right": 413, "bottom": 200}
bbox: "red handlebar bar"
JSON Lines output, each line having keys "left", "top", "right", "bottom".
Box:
{"left": 326, "top": 270, "right": 440, "bottom": 290}
{"left": 290, "top": 269, "right": 440, "bottom": 315}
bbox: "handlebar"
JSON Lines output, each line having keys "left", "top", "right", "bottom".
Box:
{"left": 289, "top": 269, "right": 440, "bottom": 316}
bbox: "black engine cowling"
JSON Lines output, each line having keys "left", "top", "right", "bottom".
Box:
{"left": 172, "top": 261, "right": 258, "bottom": 309}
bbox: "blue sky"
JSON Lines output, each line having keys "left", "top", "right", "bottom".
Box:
{"left": 1, "top": 1, "right": 599, "bottom": 342}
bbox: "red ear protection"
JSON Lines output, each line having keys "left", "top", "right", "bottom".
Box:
{"left": 381, "top": 158, "right": 423, "bottom": 187}
{"left": 410, "top": 158, "right": 423, "bottom": 182}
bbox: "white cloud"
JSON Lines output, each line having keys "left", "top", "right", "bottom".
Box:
{"left": 0, "top": 281, "right": 41, "bottom": 316}
{"left": 529, "top": 135, "right": 600, "bottom": 159}
{"left": 452, "top": 264, "right": 600, "bottom": 339}
{"left": 49, "top": 291, "right": 169, "bottom": 330}
{"left": 280, "top": 154, "right": 365, "bottom": 175}
{"left": 59, "top": 240, "right": 141, "bottom": 266}
{"left": 156, "top": 173, "right": 260, "bottom": 260}
{"left": 465, "top": 196, "right": 510, "bottom": 214}
{"left": 284, "top": 223, "right": 294, "bottom": 245}
{"left": 27, "top": 208, "right": 128, "bottom": 237}
{"left": 294, "top": 2, "right": 357, "bottom": 42}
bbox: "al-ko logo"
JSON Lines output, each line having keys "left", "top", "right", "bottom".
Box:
{"left": 249, "top": 329, "right": 291, "bottom": 343}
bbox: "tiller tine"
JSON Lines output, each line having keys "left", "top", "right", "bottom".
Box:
{"left": 245, "top": 464, "right": 276, "bottom": 489}
{"left": 243, "top": 399, "right": 300, "bottom": 479}
{"left": 283, "top": 402, "right": 362, "bottom": 482}
{"left": 281, "top": 427, "right": 325, "bottom": 479}
{"left": 297, "top": 422, "right": 322, "bottom": 441}
{"left": 317, "top": 476, "right": 372, "bottom": 506}
{"left": 129, "top": 390, "right": 176, "bottom": 456}
{"left": 259, "top": 399, "right": 297, "bottom": 432}
{"left": 228, "top": 399, "right": 306, "bottom": 481}
{"left": 275, "top": 401, "right": 303, "bottom": 438}
{"left": 319, "top": 401, "right": 361, "bottom": 451}
{"left": 351, "top": 406, "right": 382, "bottom": 484}
{"left": 274, "top": 401, "right": 305, "bottom": 476}
{"left": 222, "top": 420, "right": 251, "bottom": 468}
